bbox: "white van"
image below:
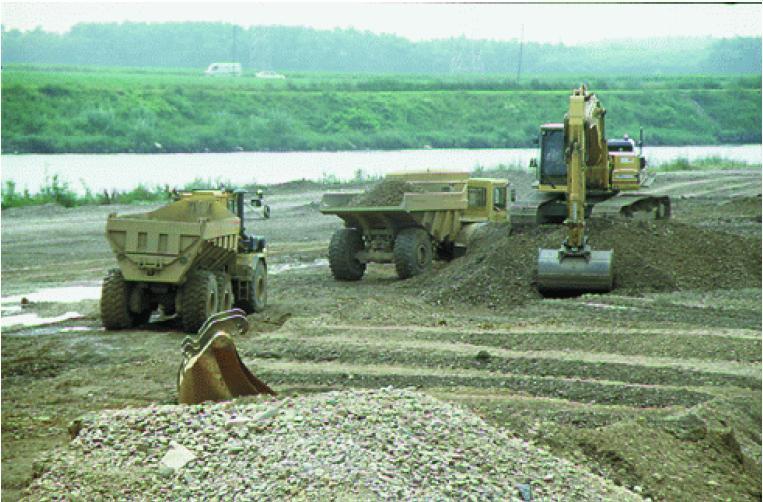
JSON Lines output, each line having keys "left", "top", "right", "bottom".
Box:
{"left": 255, "top": 70, "right": 286, "bottom": 79}
{"left": 205, "top": 63, "right": 242, "bottom": 77}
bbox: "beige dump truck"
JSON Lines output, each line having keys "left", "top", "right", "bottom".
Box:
{"left": 320, "top": 172, "right": 510, "bottom": 280}
{"left": 101, "top": 189, "right": 267, "bottom": 332}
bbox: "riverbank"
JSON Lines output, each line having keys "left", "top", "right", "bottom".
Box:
{"left": 2, "top": 156, "right": 760, "bottom": 210}
{"left": 2, "top": 69, "right": 761, "bottom": 153}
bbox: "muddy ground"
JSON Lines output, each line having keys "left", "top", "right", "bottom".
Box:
{"left": 2, "top": 169, "right": 761, "bottom": 501}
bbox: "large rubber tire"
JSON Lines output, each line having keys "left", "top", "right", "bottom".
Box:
{"left": 100, "top": 269, "right": 132, "bottom": 330}
{"left": 394, "top": 228, "right": 433, "bottom": 280}
{"left": 251, "top": 260, "right": 267, "bottom": 312}
{"left": 234, "top": 260, "right": 267, "bottom": 314}
{"left": 328, "top": 228, "right": 366, "bottom": 281}
{"left": 180, "top": 271, "right": 219, "bottom": 333}
{"left": 216, "top": 272, "right": 234, "bottom": 311}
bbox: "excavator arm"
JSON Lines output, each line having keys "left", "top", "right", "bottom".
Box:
{"left": 537, "top": 86, "right": 614, "bottom": 293}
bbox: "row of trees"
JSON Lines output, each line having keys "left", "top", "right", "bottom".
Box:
{"left": 2, "top": 23, "right": 760, "bottom": 74}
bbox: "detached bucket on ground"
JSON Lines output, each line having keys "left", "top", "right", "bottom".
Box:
{"left": 536, "top": 247, "right": 614, "bottom": 294}
{"left": 177, "top": 309, "right": 276, "bottom": 405}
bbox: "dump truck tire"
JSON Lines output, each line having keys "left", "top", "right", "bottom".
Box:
{"left": 329, "top": 228, "right": 366, "bottom": 281}
{"left": 251, "top": 260, "right": 267, "bottom": 312}
{"left": 394, "top": 228, "right": 433, "bottom": 279}
{"left": 234, "top": 260, "right": 267, "bottom": 314}
{"left": 100, "top": 269, "right": 133, "bottom": 330}
{"left": 180, "top": 271, "right": 219, "bottom": 333}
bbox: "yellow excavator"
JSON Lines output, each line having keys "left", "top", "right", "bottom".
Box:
{"left": 534, "top": 85, "right": 669, "bottom": 293}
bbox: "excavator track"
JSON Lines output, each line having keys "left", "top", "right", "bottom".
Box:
{"left": 512, "top": 192, "right": 671, "bottom": 229}
{"left": 589, "top": 193, "right": 671, "bottom": 220}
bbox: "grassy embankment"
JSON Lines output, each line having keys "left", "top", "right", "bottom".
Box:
{"left": 2, "top": 66, "right": 760, "bottom": 153}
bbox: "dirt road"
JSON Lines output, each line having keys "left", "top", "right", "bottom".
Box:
{"left": 2, "top": 169, "right": 761, "bottom": 501}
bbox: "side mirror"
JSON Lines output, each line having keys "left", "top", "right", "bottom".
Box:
{"left": 529, "top": 158, "right": 538, "bottom": 168}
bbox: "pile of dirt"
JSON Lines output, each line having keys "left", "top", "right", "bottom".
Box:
{"left": 411, "top": 219, "right": 761, "bottom": 307}
{"left": 350, "top": 179, "right": 425, "bottom": 207}
{"left": 26, "top": 389, "right": 640, "bottom": 500}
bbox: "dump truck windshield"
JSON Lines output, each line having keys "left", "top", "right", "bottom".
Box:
{"left": 540, "top": 129, "right": 566, "bottom": 185}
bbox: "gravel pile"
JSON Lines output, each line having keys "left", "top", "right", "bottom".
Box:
{"left": 26, "top": 388, "right": 639, "bottom": 501}
{"left": 411, "top": 219, "right": 761, "bottom": 307}
{"left": 350, "top": 180, "right": 425, "bottom": 207}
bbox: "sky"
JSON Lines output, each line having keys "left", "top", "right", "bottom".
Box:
{"left": 1, "top": 1, "right": 761, "bottom": 45}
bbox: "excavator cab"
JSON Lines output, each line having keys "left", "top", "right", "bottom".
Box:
{"left": 538, "top": 124, "right": 567, "bottom": 187}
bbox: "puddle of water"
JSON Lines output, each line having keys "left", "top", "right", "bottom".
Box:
{"left": 2, "top": 284, "right": 102, "bottom": 306}
{"left": 1, "top": 311, "right": 85, "bottom": 329}
{"left": 270, "top": 258, "right": 329, "bottom": 275}
{"left": 5, "top": 325, "right": 101, "bottom": 337}
{"left": 61, "top": 326, "right": 96, "bottom": 333}
{"left": 584, "top": 302, "right": 636, "bottom": 311}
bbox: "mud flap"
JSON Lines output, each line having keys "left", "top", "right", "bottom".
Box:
{"left": 537, "top": 247, "right": 614, "bottom": 294}
{"left": 177, "top": 308, "right": 276, "bottom": 404}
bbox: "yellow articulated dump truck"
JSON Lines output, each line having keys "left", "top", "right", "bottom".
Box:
{"left": 101, "top": 189, "right": 267, "bottom": 332}
{"left": 320, "top": 172, "right": 510, "bottom": 280}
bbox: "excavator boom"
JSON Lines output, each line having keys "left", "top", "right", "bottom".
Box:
{"left": 537, "top": 86, "right": 614, "bottom": 294}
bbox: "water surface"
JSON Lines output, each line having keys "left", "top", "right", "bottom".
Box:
{"left": 2, "top": 145, "right": 760, "bottom": 194}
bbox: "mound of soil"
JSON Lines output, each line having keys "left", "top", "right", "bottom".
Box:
{"left": 350, "top": 180, "right": 425, "bottom": 207}
{"left": 411, "top": 219, "right": 761, "bottom": 307}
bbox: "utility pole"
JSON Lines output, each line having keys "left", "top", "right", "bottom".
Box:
{"left": 232, "top": 25, "right": 238, "bottom": 62}
{"left": 516, "top": 24, "right": 524, "bottom": 83}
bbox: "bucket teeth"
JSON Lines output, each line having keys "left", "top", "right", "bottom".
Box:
{"left": 177, "top": 308, "right": 276, "bottom": 405}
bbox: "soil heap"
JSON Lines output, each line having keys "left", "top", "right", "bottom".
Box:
{"left": 412, "top": 219, "right": 761, "bottom": 307}
{"left": 350, "top": 180, "right": 425, "bottom": 207}
{"left": 26, "top": 389, "right": 640, "bottom": 501}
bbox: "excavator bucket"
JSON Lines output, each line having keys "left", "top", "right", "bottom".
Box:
{"left": 177, "top": 309, "right": 276, "bottom": 404}
{"left": 537, "top": 247, "right": 614, "bottom": 294}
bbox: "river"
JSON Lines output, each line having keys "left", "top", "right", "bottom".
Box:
{"left": 1, "top": 145, "right": 760, "bottom": 194}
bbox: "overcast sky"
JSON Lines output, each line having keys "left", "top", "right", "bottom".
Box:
{"left": 2, "top": 2, "right": 761, "bottom": 45}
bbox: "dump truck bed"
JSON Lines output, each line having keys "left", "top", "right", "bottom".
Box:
{"left": 106, "top": 197, "right": 241, "bottom": 283}
{"left": 320, "top": 191, "right": 468, "bottom": 242}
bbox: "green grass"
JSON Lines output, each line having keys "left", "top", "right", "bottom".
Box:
{"left": 654, "top": 156, "right": 762, "bottom": 172}
{"left": 2, "top": 67, "right": 760, "bottom": 153}
{"left": 0, "top": 176, "right": 170, "bottom": 209}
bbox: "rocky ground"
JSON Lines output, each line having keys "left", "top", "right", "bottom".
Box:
{"left": 2, "top": 168, "right": 761, "bottom": 501}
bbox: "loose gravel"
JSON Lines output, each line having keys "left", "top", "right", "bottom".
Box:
{"left": 349, "top": 180, "right": 425, "bottom": 207}
{"left": 411, "top": 219, "right": 761, "bottom": 307}
{"left": 26, "top": 388, "right": 640, "bottom": 501}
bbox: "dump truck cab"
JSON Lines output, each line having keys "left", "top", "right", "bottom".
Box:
{"left": 463, "top": 178, "right": 509, "bottom": 223}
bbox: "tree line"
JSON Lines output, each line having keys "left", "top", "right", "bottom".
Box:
{"left": 2, "top": 22, "right": 760, "bottom": 74}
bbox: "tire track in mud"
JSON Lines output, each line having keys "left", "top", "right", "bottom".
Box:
{"left": 253, "top": 360, "right": 713, "bottom": 408}
{"left": 267, "top": 323, "right": 761, "bottom": 362}
{"left": 243, "top": 312, "right": 759, "bottom": 412}
{"left": 257, "top": 332, "right": 761, "bottom": 378}
{"left": 252, "top": 336, "right": 760, "bottom": 389}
